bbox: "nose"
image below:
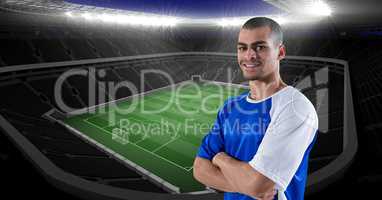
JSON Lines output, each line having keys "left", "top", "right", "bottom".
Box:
{"left": 244, "top": 48, "right": 256, "bottom": 60}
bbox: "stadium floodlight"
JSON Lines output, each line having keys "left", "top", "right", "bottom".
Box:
{"left": 101, "top": 13, "right": 114, "bottom": 23}
{"left": 304, "top": 0, "right": 332, "bottom": 16}
{"left": 113, "top": 14, "right": 129, "bottom": 24}
{"left": 216, "top": 15, "right": 288, "bottom": 27}
{"left": 132, "top": 15, "right": 152, "bottom": 26}
{"left": 167, "top": 18, "right": 180, "bottom": 27}
{"left": 63, "top": 10, "right": 180, "bottom": 27}
{"left": 65, "top": 11, "right": 73, "bottom": 17}
{"left": 155, "top": 17, "right": 179, "bottom": 27}
{"left": 217, "top": 18, "right": 246, "bottom": 27}
{"left": 81, "top": 12, "right": 93, "bottom": 20}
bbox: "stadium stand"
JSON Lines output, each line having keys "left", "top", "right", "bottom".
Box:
{"left": 27, "top": 74, "right": 84, "bottom": 110}
{"left": 0, "top": 38, "right": 39, "bottom": 65}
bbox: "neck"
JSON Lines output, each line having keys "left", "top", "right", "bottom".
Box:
{"left": 248, "top": 73, "right": 287, "bottom": 101}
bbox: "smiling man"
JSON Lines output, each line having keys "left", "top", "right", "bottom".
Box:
{"left": 193, "top": 17, "right": 319, "bottom": 200}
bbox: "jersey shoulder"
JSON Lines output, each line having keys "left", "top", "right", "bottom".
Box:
{"left": 271, "top": 86, "right": 318, "bottom": 127}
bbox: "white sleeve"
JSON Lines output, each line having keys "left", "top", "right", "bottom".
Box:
{"left": 248, "top": 97, "right": 318, "bottom": 192}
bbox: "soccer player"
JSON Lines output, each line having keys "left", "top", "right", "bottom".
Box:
{"left": 193, "top": 17, "right": 319, "bottom": 200}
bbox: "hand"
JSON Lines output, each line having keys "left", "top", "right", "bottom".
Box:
{"left": 256, "top": 189, "right": 277, "bottom": 200}
{"left": 212, "top": 152, "right": 227, "bottom": 166}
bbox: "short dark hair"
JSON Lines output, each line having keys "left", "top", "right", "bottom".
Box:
{"left": 242, "top": 17, "right": 283, "bottom": 46}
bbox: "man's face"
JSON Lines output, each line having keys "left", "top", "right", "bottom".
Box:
{"left": 237, "top": 26, "right": 285, "bottom": 81}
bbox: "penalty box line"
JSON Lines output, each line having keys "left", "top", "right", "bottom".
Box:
{"left": 85, "top": 109, "right": 184, "bottom": 147}
{"left": 82, "top": 118, "right": 193, "bottom": 172}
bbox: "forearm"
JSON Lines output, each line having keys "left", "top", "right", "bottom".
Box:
{"left": 193, "top": 157, "right": 235, "bottom": 192}
{"left": 213, "top": 153, "right": 275, "bottom": 198}
{"left": 213, "top": 154, "right": 255, "bottom": 194}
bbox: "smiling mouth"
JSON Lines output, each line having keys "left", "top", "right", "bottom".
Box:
{"left": 243, "top": 63, "right": 261, "bottom": 68}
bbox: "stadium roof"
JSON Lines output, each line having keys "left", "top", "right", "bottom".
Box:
{"left": 65, "top": 0, "right": 284, "bottom": 19}
{"left": 2, "top": 0, "right": 381, "bottom": 28}
{"left": 0, "top": 0, "right": 335, "bottom": 27}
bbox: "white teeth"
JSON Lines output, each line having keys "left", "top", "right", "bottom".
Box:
{"left": 244, "top": 64, "right": 259, "bottom": 68}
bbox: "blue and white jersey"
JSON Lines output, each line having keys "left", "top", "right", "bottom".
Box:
{"left": 197, "top": 86, "right": 318, "bottom": 200}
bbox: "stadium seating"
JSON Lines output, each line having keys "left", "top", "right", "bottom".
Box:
{"left": 30, "top": 39, "right": 72, "bottom": 62}
{"left": 0, "top": 39, "right": 38, "bottom": 65}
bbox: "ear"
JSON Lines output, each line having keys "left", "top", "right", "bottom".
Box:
{"left": 278, "top": 44, "right": 286, "bottom": 60}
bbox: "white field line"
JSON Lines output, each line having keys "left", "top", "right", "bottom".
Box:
{"left": 152, "top": 135, "right": 180, "bottom": 153}
{"left": 58, "top": 120, "right": 180, "bottom": 193}
{"left": 82, "top": 118, "right": 192, "bottom": 172}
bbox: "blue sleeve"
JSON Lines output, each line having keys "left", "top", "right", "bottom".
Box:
{"left": 196, "top": 108, "right": 225, "bottom": 160}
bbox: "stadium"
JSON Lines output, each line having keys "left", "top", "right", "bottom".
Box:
{"left": 0, "top": 0, "right": 381, "bottom": 199}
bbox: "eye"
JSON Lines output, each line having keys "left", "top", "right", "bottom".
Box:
{"left": 237, "top": 46, "right": 246, "bottom": 52}
{"left": 255, "top": 45, "right": 267, "bottom": 52}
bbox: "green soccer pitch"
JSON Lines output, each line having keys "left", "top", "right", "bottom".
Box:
{"left": 62, "top": 81, "right": 248, "bottom": 193}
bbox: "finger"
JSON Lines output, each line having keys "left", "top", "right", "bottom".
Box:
{"left": 263, "top": 190, "right": 277, "bottom": 200}
{"left": 256, "top": 189, "right": 277, "bottom": 200}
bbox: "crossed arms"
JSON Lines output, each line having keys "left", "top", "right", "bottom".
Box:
{"left": 193, "top": 152, "right": 276, "bottom": 200}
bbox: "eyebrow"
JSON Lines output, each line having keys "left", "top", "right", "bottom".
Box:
{"left": 237, "top": 41, "right": 267, "bottom": 46}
